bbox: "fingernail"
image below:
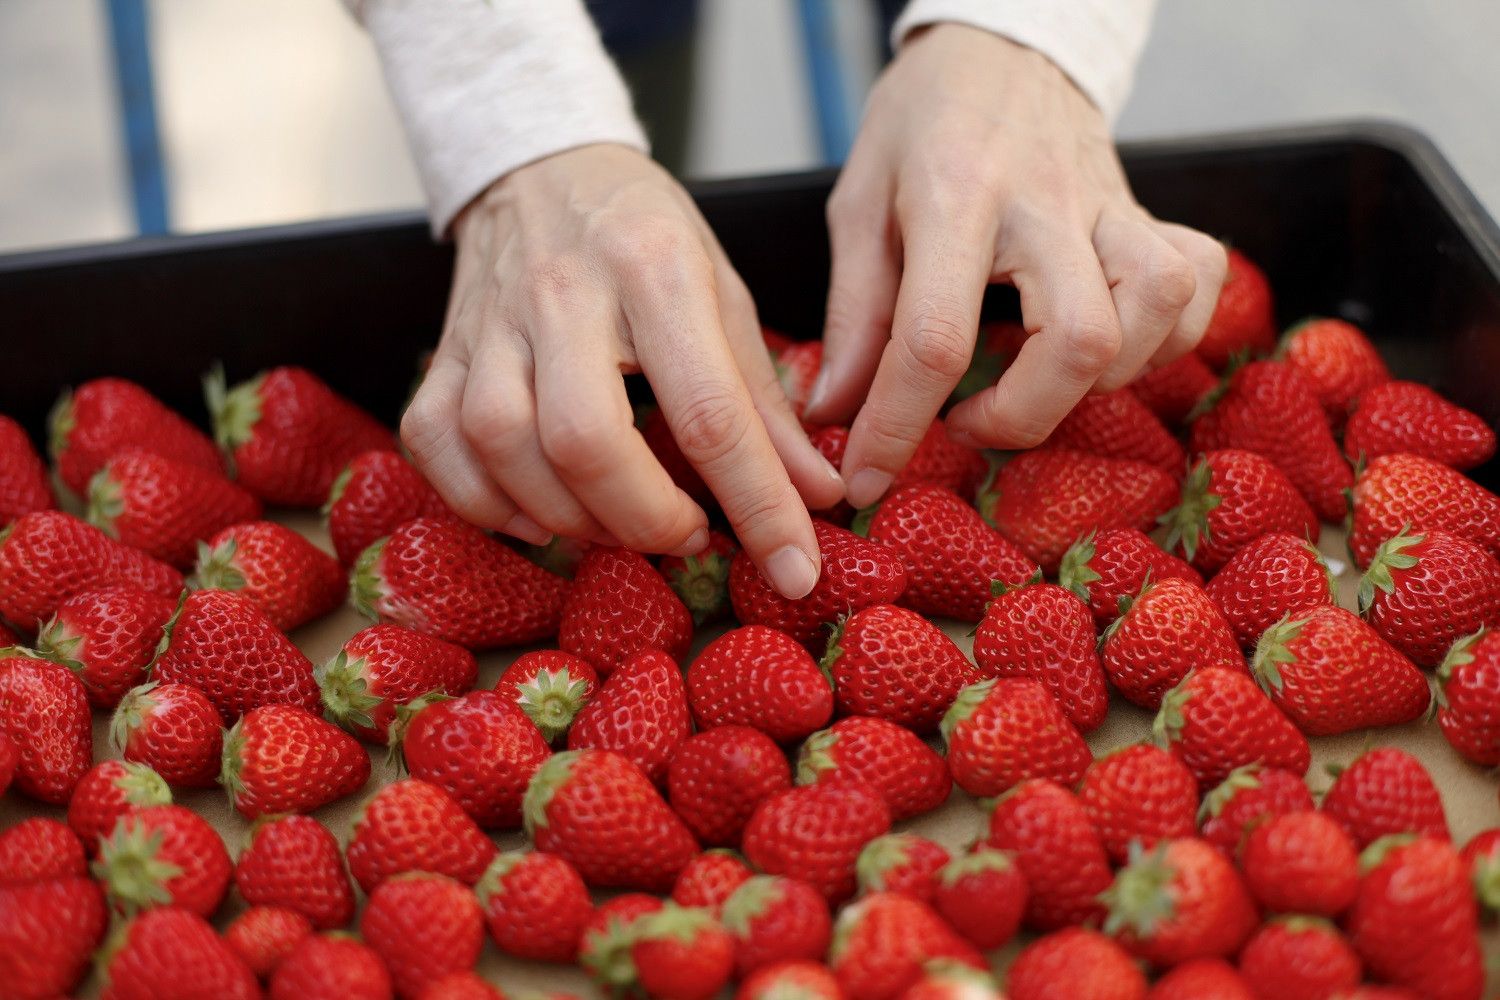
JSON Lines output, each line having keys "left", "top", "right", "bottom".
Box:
{"left": 845, "top": 468, "right": 893, "bottom": 509}
{"left": 765, "top": 545, "right": 820, "bottom": 600}
{"left": 671, "top": 527, "right": 711, "bottom": 558}
{"left": 817, "top": 451, "right": 843, "bottom": 484}
{"left": 501, "top": 513, "right": 552, "bottom": 547}
{"left": 804, "top": 367, "right": 833, "bottom": 415}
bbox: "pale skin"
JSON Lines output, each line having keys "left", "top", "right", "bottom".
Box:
{"left": 401, "top": 25, "right": 1227, "bottom": 602}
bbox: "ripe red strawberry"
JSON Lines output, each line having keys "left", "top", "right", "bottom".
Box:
{"left": 1189, "top": 360, "right": 1352, "bottom": 521}
{"left": 85, "top": 448, "right": 262, "bottom": 568}
{"left": 223, "top": 905, "right": 313, "bottom": 979}
{"left": 419, "top": 973, "right": 508, "bottom": 1000}
{"left": 1044, "top": 388, "right": 1186, "bottom": 472}
{"left": 932, "top": 847, "right": 1027, "bottom": 951}
{"left": 190, "top": 520, "right": 343, "bottom": 630}
{"left": 824, "top": 604, "right": 979, "bottom": 734}
{"left": 352, "top": 516, "right": 568, "bottom": 650}
{"left": 524, "top": 749, "right": 697, "bottom": 892}
{"left": 862, "top": 483, "right": 1039, "bottom": 622}
{"left": 854, "top": 833, "right": 949, "bottom": 902}
{"left": 668, "top": 726, "right": 791, "bottom": 846}
{"left": 0, "top": 730, "right": 14, "bottom": 797}
{"left": 796, "top": 715, "right": 950, "bottom": 822}
{"left": 100, "top": 906, "right": 259, "bottom": 1000}
{"left": 672, "top": 851, "right": 753, "bottom": 913}
{"left": 1146, "top": 959, "right": 1254, "bottom": 1000}
{"left": 0, "top": 876, "right": 107, "bottom": 998}
{"left": 347, "top": 778, "right": 497, "bottom": 893}
{"left": 50, "top": 377, "right": 221, "bottom": 495}
{"left": 269, "top": 933, "right": 393, "bottom": 1000}
{"left": 1198, "top": 765, "right": 1314, "bottom": 858}
{"left": 324, "top": 449, "right": 450, "bottom": 566}
{"left": 206, "top": 364, "right": 394, "bottom": 507}
{"left": 1359, "top": 528, "right": 1500, "bottom": 667}
{"left": 1278, "top": 316, "right": 1390, "bottom": 425}
{"left": 1241, "top": 809, "right": 1358, "bottom": 916}
{"left": 0, "top": 414, "right": 54, "bottom": 524}
{"left": 1321, "top": 748, "right": 1449, "bottom": 848}
{"left": 1237, "top": 917, "right": 1361, "bottom": 1000}
{"left": 980, "top": 448, "right": 1178, "bottom": 574}
{"left": 972, "top": 576, "right": 1109, "bottom": 731}
{"left": 828, "top": 892, "right": 984, "bottom": 1000}
{"left": 942, "top": 677, "right": 1091, "bottom": 797}
{"left": 92, "top": 804, "right": 230, "bottom": 917}
{"left": 1195, "top": 247, "right": 1275, "bottom": 370}
{"left": 1437, "top": 628, "right": 1500, "bottom": 765}
{"left": 984, "top": 779, "right": 1112, "bottom": 931}
{"left": 560, "top": 546, "right": 693, "bottom": 675}
{"left": 0, "top": 510, "right": 182, "bottom": 629}
{"left": 638, "top": 403, "right": 714, "bottom": 504}
{"left": 477, "top": 849, "right": 593, "bottom": 963}
{"left": 222, "top": 703, "right": 370, "bottom": 818}
{"left": 0, "top": 817, "right": 85, "bottom": 885}
{"left": 1155, "top": 666, "right": 1309, "bottom": 788}
{"left": 1345, "top": 380, "right": 1495, "bottom": 470}
{"left": 567, "top": 647, "right": 691, "bottom": 785}
{"left": 897, "top": 963, "right": 1003, "bottom": 1000}
{"left": 234, "top": 814, "right": 355, "bottom": 929}
{"left": 721, "top": 874, "right": 831, "bottom": 976}
{"left": 1348, "top": 835, "right": 1483, "bottom": 1000}
{"left": 1101, "top": 577, "right": 1243, "bottom": 710}
{"left": 1349, "top": 452, "right": 1500, "bottom": 566}
{"left": 1130, "top": 351, "right": 1218, "bottom": 426}
{"left": 736, "top": 960, "right": 842, "bottom": 1000}
{"left": 1079, "top": 744, "right": 1199, "bottom": 865}
{"left": 1251, "top": 605, "right": 1430, "bottom": 735}
{"left": 805, "top": 425, "right": 858, "bottom": 527}
{"left": 111, "top": 681, "right": 223, "bottom": 787}
{"left": 400, "top": 689, "right": 550, "bottom": 828}
{"left": 743, "top": 781, "right": 891, "bottom": 904}
{"left": 493, "top": 648, "right": 597, "bottom": 743}
{"left": 1460, "top": 828, "right": 1500, "bottom": 914}
{"left": 579, "top": 893, "right": 663, "bottom": 994}
{"left": 33, "top": 585, "right": 175, "bottom": 708}
{"left": 318, "top": 623, "right": 477, "bottom": 744}
{"left": 361, "top": 872, "right": 484, "bottom": 999}
{"left": 1101, "top": 837, "right": 1258, "bottom": 968}
{"left": 773, "top": 339, "right": 822, "bottom": 418}
{"left": 1205, "top": 531, "right": 1336, "bottom": 648}
{"left": 1007, "top": 927, "right": 1148, "bottom": 1000}
{"left": 66, "top": 759, "right": 172, "bottom": 853}
{"left": 629, "top": 905, "right": 736, "bottom": 1000}
{"left": 901, "top": 420, "right": 991, "bottom": 499}
{"left": 1058, "top": 527, "right": 1202, "bottom": 628}
{"left": 730, "top": 519, "right": 907, "bottom": 647}
{"left": 151, "top": 588, "right": 321, "bottom": 723}
{"left": 0, "top": 652, "right": 92, "bottom": 803}
{"left": 687, "top": 625, "right": 833, "bottom": 744}
{"left": 659, "top": 529, "right": 738, "bottom": 624}
{"left": 1161, "top": 449, "right": 1318, "bottom": 574}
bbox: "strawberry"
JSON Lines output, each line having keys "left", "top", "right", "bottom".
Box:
{"left": 223, "top": 905, "right": 313, "bottom": 979}
{"left": 686, "top": 625, "right": 833, "bottom": 744}
{"left": 1006, "top": 927, "right": 1147, "bottom": 1000}
{"left": 1146, "top": 959, "right": 1254, "bottom": 1000}
{"left": 901, "top": 964, "right": 1004, "bottom": 1000}
{"left": 972, "top": 575, "right": 1109, "bottom": 731}
{"left": 348, "top": 778, "right": 497, "bottom": 893}
{"left": 823, "top": 604, "right": 979, "bottom": 733}
{"left": 92, "top": 804, "right": 231, "bottom": 917}
{"left": 190, "top": 520, "right": 343, "bottom": 630}
{"left": 0, "top": 876, "right": 107, "bottom": 999}
{"left": 269, "top": 933, "right": 393, "bottom": 1000}
{"left": 1058, "top": 527, "right": 1202, "bottom": 628}
{"left": 1460, "top": 828, "right": 1500, "bottom": 914}
{"left": 352, "top": 516, "right": 568, "bottom": 650}
{"left": 854, "top": 833, "right": 948, "bottom": 901}
{"left": 1237, "top": 917, "right": 1361, "bottom": 1000}
{"left": 85, "top": 448, "right": 262, "bottom": 568}
{"left": 0, "top": 414, "right": 54, "bottom": 524}
{"left": 629, "top": 905, "right": 736, "bottom": 1000}
{"left": 493, "top": 648, "right": 597, "bottom": 743}
{"left": 361, "top": 872, "right": 484, "bottom": 999}
{"left": 206, "top": 364, "right": 394, "bottom": 507}
{"left": 318, "top": 623, "right": 477, "bottom": 744}
{"left": 523, "top": 749, "right": 697, "bottom": 892}
{"left": 560, "top": 546, "right": 693, "bottom": 675}
{"left": 737, "top": 961, "right": 842, "bottom": 1000}
{"left": 33, "top": 585, "right": 175, "bottom": 708}
{"left": 1252, "top": 605, "right": 1430, "bottom": 735}
{"left": 524, "top": 534, "right": 593, "bottom": 579}
{"left": 399, "top": 689, "right": 550, "bottom": 828}
{"left": 324, "top": 448, "right": 450, "bottom": 566}
{"left": 234, "top": 814, "right": 355, "bottom": 929}
{"left": 1205, "top": 530, "right": 1337, "bottom": 649}
{"left": 861, "top": 483, "right": 1039, "bottom": 622}
{"left": 0, "top": 652, "right": 92, "bottom": 803}
{"left": 222, "top": 703, "right": 370, "bottom": 818}
{"left": 1359, "top": 528, "right": 1500, "bottom": 667}
{"left": 672, "top": 850, "right": 753, "bottom": 913}
{"left": 805, "top": 425, "right": 858, "bottom": 526}
{"left": 1241, "top": 809, "right": 1358, "bottom": 917}
{"left": 1278, "top": 316, "right": 1390, "bottom": 425}
{"left": 1195, "top": 248, "right": 1275, "bottom": 368}
{"left": 1160, "top": 449, "right": 1318, "bottom": 574}
{"left": 477, "top": 849, "right": 593, "bottom": 963}
{"left": 1349, "top": 452, "right": 1500, "bottom": 566}
{"left": 579, "top": 894, "right": 663, "bottom": 994}
{"left": 984, "top": 779, "right": 1112, "bottom": 931}
{"left": 0, "top": 730, "right": 14, "bottom": 797}
{"left": 101, "top": 906, "right": 259, "bottom": 1000}
{"left": 942, "top": 677, "right": 1092, "bottom": 797}
{"left": 762, "top": 326, "right": 797, "bottom": 355}
{"left": 567, "top": 647, "right": 691, "bottom": 785}
{"left": 66, "top": 759, "right": 172, "bottom": 853}
{"left": 0, "top": 510, "right": 182, "bottom": 629}
{"left": 1344, "top": 380, "right": 1495, "bottom": 470}
{"left": 1437, "top": 628, "right": 1500, "bottom": 765}
{"left": 1347, "top": 835, "right": 1483, "bottom": 1000}
{"left": 774, "top": 339, "right": 822, "bottom": 418}
{"left": 1130, "top": 351, "right": 1218, "bottom": 426}
{"left": 743, "top": 781, "right": 891, "bottom": 904}
{"left": 1079, "top": 743, "right": 1199, "bottom": 865}
{"left": 721, "top": 874, "right": 831, "bottom": 977}
{"left": 1198, "top": 764, "right": 1314, "bottom": 858}
{"left": 932, "top": 848, "right": 1027, "bottom": 951}
{"left": 829, "top": 892, "right": 984, "bottom": 1000}
{"left": 50, "top": 377, "right": 221, "bottom": 495}
{"left": 0, "top": 817, "right": 86, "bottom": 885}
{"left": 110, "top": 681, "right": 223, "bottom": 788}
{"left": 796, "top": 715, "right": 950, "bottom": 822}
{"left": 901, "top": 420, "right": 991, "bottom": 499}
{"left": 1320, "top": 748, "right": 1449, "bottom": 848}
{"left": 1101, "top": 577, "right": 1243, "bottom": 710}
{"left": 151, "top": 588, "right": 322, "bottom": 723}
{"left": 1044, "top": 388, "right": 1186, "bottom": 472}
{"left": 1100, "top": 837, "right": 1258, "bottom": 968}
{"left": 638, "top": 403, "right": 714, "bottom": 504}
{"left": 1153, "top": 666, "right": 1310, "bottom": 788}
{"left": 419, "top": 972, "right": 507, "bottom": 1000}
{"left": 659, "top": 529, "right": 738, "bottom": 624}
{"left": 1189, "top": 360, "right": 1352, "bottom": 521}
{"left": 667, "top": 726, "right": 791, "bottom": 847}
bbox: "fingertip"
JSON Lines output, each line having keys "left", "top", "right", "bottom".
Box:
{"left": 763, "top": 544, "right": 820, "bottom": 600}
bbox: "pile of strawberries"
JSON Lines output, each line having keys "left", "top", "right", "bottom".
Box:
{"left": 0, "top": 246, "right": 1499, "bottom": 1000}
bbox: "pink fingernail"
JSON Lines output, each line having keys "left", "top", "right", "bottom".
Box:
{"left": 845, "top": 468, "right": 893, "bottom": 509}
{"left": 764, "top": 545, "right": 820, "bottom": 600}
{"left": 501, "top": 513, "right": 552, "bottom": 547}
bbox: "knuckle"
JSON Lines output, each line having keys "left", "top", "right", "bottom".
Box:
{"left": 899, "top": 308, "right": 973, "bottom": 384}
{"left": 1139, "top": 248, "right": 1197, "bottom": 315}
{"left": 671, "top": 386, "right": 751, "bottom": 466}
{"left": 461, "top": 393, "right": 532, "bottom": 458}
{"left": 1005, "top": 417, "right": 1054, "bottom": 449}
{"left": 603, "top": 221, "right": 699, "bottom": 285}
{"left": 523, "top": 255, "right": 586, "bottom": 311}
{"left": 539, "top": 410, "right": 616, "bottom": 472}
{"left": 399, "top": 394, "right": 448, "bottom": 463}
{"left": 1060, "top": 311, "right": 1123, "bottom": 372}
{"left": 726, "top": 482, "right": 788, "bottom": 540}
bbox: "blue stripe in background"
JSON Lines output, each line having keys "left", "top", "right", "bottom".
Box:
{"left": 796, "top": 0, "right": 853, "bottom": 165}
{"left": 104, "top": 0, "right": 170, "bottom": 235}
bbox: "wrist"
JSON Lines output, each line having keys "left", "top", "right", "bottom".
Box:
{"left": 454, "top": 142, "right": 652, "bottom": 240}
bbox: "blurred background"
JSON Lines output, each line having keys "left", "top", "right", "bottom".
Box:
{"left": 2, "top": 0, "right": 1497, "bottom": 254}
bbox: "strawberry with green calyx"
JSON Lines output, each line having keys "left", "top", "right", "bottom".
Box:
{"left": 628, "top": 904, "right": 736, "bottom": 1000}
{"left": 1101, "top": 576, "right": 1243, "bottom": 711}
{"left": 721, "top": 874, "right": 831, "bottom": 977}
{"left": 796, "top": 715, "right": 950, "bottom": 822}
{"left": 360, "top": 872, "right": 484, "bottom": 1000}
{"left": 742, "top": 781, "right": 891, "bottom": 905}
{"left": 477, "top": 849, "right": 593, "bottom": 963}
{"left": 1153, "top": 666, "right": 1310, "bottom": 789}
{"left": 1240, "top": 810, "right": 1359, "bottom": 917}
{"left": 1195, "top": 248, "right": 1274, "bottom": 370}
{"left": 33, "top": 585, "right": 176, "bottom": 709}
{"left": 66, "top": 760, "right": 172, "bottom": 854}
{"left": 1205, "top": 531, "right": 1336, "bottom": 649}
{"left": 1237, "top": 917, "right": 1361, "bottom": 1000}
{"left": 1044, "top": 387, "right": 1186, "bottom": 473}
{"left": 901, "top": 962, "right": 1005, "bottom": 1000}
{"left": 0, "top": 876, "right": 107, "bottom": 998}
{"left": 1358, "top": 528, "right": 1500, "bottom": 668}
{"left": 1130, "top": 351, "right": 1219, "bottom": 427}
{"left": 494, "top": 649, "right": 597, "bottom": 744}
{"left": 98, "top": 906, "right": 258, "bottom": 1000}
{"left": 323, "top": 448, "right": 451, "bottom": 567}
{"left": 0, "top": 651, "right": 93, "bottom": 804}
{"left": 1344, "top": 379, "right": 1495, "bottom": 470}
{"left": 829, "top": 892, "right": 985, "bottom": 1000}
{"left": 1100, "top": 837, "right": 1258, "bottom": 968}
{"left": 823, "top": 604, "right": 980, "bottom": 734}
{"left": 1458, "top": 828, "right": 1500, "bottom": 915}
{"left": 984, "top": 779, "right": 1112, "bottom": 931}
{"left": 687, "top": 625, "right": 833, "bottom": 744}
{"left": 346, "top": 778, "right": 497, "bottom": 893}
{"left": 567, "top": 647, "right": 692, "bottom": 786}
{"left": 92, "top": 804, "right": 231, "bottom": 918}
{"left": 1278, "top": 316, "right": 1390, "bottom": 425}
{"left": 931, "top": 848, "right": 1027, "bottom": 951}
{"left": 737, "top": 960, "right": 842, "bottom": 1000}
{"left": 659, "top": 530, "right": 738, "bottom": 624}
{"left": 672, "top": 851, "right": 753, "bottom": 914}
{"left": 189, "top": 521, "right": 343, "bottom": 632}
{"left": 223, "top": 905, "right": 313, "bottom": 980}
{"left": 560, "top": 546, "right": 693, "bottom": 676}
{"left": 1349, "top": 452, "right": 1500, "bottom": 567}
{"left": 50, "top": 377, "right": 222, "bottom": 495}
{"left": 1436, "top": 628, "right": 1500, "bottom": 765}
{"left": 220, "top": 704, "right": 370, "bottom": 820}
{"left": 0, "top": 414, "right": 55, "bottom": 524}
{"left": 579, "top": 893, "right": 664, "bottom": 994}
{"left": 1320, "top": 748, "right": 1449, "bottom": 849}
{"left": 1007, "top": 927, "right": 1148, "bottom": 1000}
{"left": 942, "top": 677, "right": 1092, "bottom": 797}
{"left": 111, "top": 681, "right": 223, "bottom": 788}
{"left": 1057, "top": 527, "right": 1201, "bottom": 628}
{"left": 1078, "top": 743, "right": 1198, "bottom": 865}
{"left": 317, "top": 622, "right": 478, "bottom": 744}
{"left": 668, "top": 726, "right": 790, "bottom": 848}
{"left": 233, "top": 814, "right": 355, "bottom": 930}
{"left": 1159, "top": 449, "right": 1318, "bottom": 574}
{"left": 1197, "top": 764, "right": 1313, "bottom": 858}
{"left": 0, "top": 817, "right": 86, "bottom": 886}
{"left": 854, "top": 833, "right": 950, "bottom": 902}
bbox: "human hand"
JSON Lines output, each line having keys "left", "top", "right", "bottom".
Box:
{"left": 401, "top": 144, "right": 844, "bottom": 598}
{"left": 803, "top": 24, "right": 1228, "bottom": 508}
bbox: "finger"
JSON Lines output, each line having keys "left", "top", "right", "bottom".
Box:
{"left": 1148, "top": 222, "right": 1229, "bottom": 365}
{"left": 1091, "top": 209, "right": 1197, "bottom": 391}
